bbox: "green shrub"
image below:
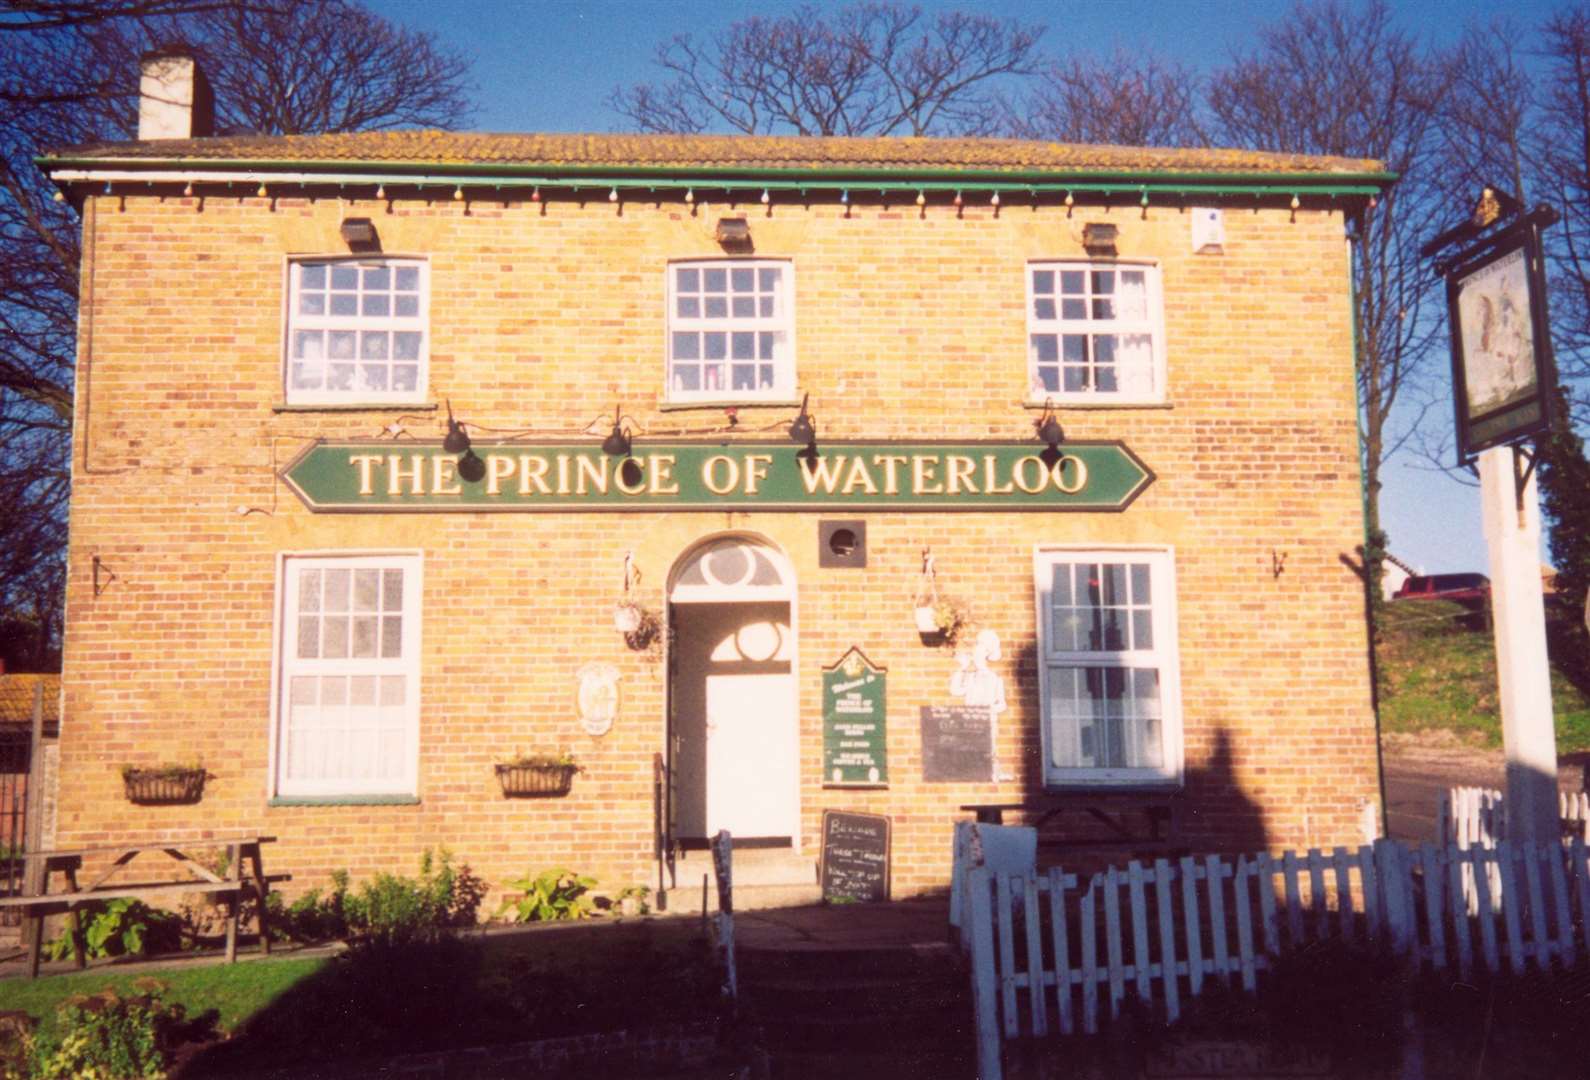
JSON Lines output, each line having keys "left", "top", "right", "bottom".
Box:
{"left": 338, "top": 848, "right": 485, "bottom": 949}
{"left": 45, "top": 899, "right": 184, "bottom": 963}
{"left": 23, "top": 979, "right": 186, "bottom": 1080}
{"left": 497, "top": 868, "right": 598, "bottom": 923}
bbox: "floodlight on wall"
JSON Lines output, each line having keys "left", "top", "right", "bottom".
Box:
{"left": 716, "top": 216, "right": 753, "bottom": 252}
{"left": 788, "top": 392, "right": 816, "bottom": 446}
{"left": 1082, "top": 222, "right": 1119, "bottom": 255}
{"left": 457, "top": 449, "right": 486, "bottom": 483}
{"left": 339, "top": 216, "right": 379, "bottom": 252}
{"left": 601, "top": 405, "right": 633, "bottom": 457}
{"left": 1034, "top": 400, "right": 1065, "bottom": 451}
{"left": 442, "top": 400, "right": 471, "bottom": 454}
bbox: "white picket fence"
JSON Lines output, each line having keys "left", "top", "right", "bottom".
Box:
{"left": 1437, "top": 785, "right": 1590, "bottom": 913}
{"left": 963, "top": 838, "right": 1590, "bottom": 1080}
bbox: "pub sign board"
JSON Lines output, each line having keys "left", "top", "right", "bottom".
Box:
{"left": 820, "top": 809, "right": 891, "bottom": 903}
{"left": 822, "top": 648, "right": 887, "bottom": 787}
{"left": 1445, "top": 224, "right": 1559, "bottom": 460}
{"left": 281, "top": 440, "right": 1154, "bottom": 512}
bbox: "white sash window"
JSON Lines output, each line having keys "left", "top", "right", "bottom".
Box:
{"left": 1035, "top": 548, "right": 1183, "bottom": 786}
{"left": 667, "top": 260, "right": 795, "bottom": 402}
{"left": 274, "top": 554, "right": 421, "bottom": 797}
{"left": 1027, "top": 262, "right": 1165, "bottom": 404}
{"left": 286, "top": 258, "right": 428, "bottom": 406}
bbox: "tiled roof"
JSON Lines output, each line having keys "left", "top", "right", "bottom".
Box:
{"left": 42, "top": 131, "right": 1388, "bottom": 180}
{"left": 0, "top": 674, "right": 60, "bottom": 730}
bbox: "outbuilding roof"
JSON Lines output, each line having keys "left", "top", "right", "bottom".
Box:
{"left": 40, "top": 130, "right": 1392, "bottom": 187}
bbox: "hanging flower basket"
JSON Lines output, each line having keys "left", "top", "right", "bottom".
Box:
{"left": 495, "top": 757, "right": 581, "bottom": 798}
{"left": 121, "top": 765, "right": 207, "bottom": 805}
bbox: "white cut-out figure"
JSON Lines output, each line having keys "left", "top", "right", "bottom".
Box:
{"left": 951, "top": 628, "right": 1007, "bottom": 716}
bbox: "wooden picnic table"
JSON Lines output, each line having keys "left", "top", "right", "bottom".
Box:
{"left": 960, "top": 793, "right": 1181, "bottom": 850}
{"left": 0, "top": 835, "right": 289, "bottom": 978}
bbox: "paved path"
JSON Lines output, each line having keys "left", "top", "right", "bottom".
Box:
{"left": 1382, "top": 740, "right": 1586, "bottom": 844}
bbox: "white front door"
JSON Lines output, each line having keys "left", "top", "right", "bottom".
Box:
{"left": 672, "top": 601, "right": 797, "bottom": 840}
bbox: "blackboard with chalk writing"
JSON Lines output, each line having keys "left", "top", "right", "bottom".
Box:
{"left": 920, "top": 705, "right": 994, "bottom": 782}
{"left": 820, "top": 810, "right": 891, "bottom": 903}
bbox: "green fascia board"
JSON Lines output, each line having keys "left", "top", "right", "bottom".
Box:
{"left": 37, "top": 152, "right": 1398, "bottom": 195}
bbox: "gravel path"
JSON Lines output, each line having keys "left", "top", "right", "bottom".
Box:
{"left": 1382, "top": 734, "right": 1588, "bottom": 844}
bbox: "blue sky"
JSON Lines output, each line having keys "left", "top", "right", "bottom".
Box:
{"left": 364, "top": 0, "right": 1572, "bottom": 575}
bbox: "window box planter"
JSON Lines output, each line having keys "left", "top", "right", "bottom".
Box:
{"left": 121, "top": 766, "right": 207, "bottom": 805}
{"left": 496, "top": 761, "right": 580, "bottom": 798}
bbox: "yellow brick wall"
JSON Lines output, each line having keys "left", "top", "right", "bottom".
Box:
{"left": 58, "top": 188, "right": 1377, "bottom": 899}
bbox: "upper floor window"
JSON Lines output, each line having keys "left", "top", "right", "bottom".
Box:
{"left": 1034, "top": 548, "right": 1182, "bottom": 787}
{"left": 286, "top": 258, "right": 428, "bottom": 405}
{"left": 668, "top": 260, "right": 794, "bottom": 402}
{"left": 1027, "top": 262, "right": 1163, "bottom": 403}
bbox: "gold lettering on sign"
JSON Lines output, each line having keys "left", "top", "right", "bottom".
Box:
{"left": 911, "top": 455, "right": 943, "bottom": 495}
{"left": 945, "top": 455, "right": 977, "bottom": 495}
{"left": 1052, "top": 455, "right": 1088, "bottom": 494}
{"left": 743, "top": 454, "right": 772, "bottom": 495}
{"left": 874, "top": 454, "right": 908, "bottom": 495}
{"left": 575, "top": 455, "right": 609, "bottom": 495}
{"left": 485, "top": 455, "right": 516, "bottom": 495}
{"left": 556, "top": 454, "right": 572, "bottom": 495}
{"left": 649, "top": 454, "right": 680, "bottom": 495}
{"left": 841, "top": 456, "right": 879, "bottom": 495}
{"left": 982, "top": 455, "right": 1015, "bottom": 494}
{"left": 519, "top": 455, "right": 552, "bottom": 495}
{"left": 1012, "top": 456, "right": 1047, "bottom": 494}
{"left": 388, "top": 454, "right": 424, "bottom": 496}
{"left": 349, "top": 454, "right": 383, "bottom": 496}
{"left": 431, "top": 455, "right": 463, "bottom": 495}
{"left": 703, "top": 454, "right": 740, "bottom": 495}
{"left": 801, "top": 454, "right": 846, "bottom": 494}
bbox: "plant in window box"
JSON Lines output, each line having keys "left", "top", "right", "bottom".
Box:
{"left": 120, "top": 764, "right": 209, "bottom": 805}
{"left": 495, "top": 752, "right": 581, "bottom": 798}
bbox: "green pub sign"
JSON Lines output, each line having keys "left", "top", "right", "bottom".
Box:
{"left": 281, "top": 440, "right": 1153, "bottom": 512}
{"left": 823, "top": 648, "right": 887, "bottom": 787}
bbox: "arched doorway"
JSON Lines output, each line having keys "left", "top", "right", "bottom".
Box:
{"left": 668, "top": 536, "right": 797, "bottom": 844}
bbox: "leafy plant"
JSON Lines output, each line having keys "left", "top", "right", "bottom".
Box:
{"left": 118, "top": 763, "right": 204, "bottom": 782}
{"left": 498, "top": 751, "right": 580, "bottom": 770}
{"left": 46, "top": 899, "right": 183, "bottom": 962}
{"left": 23, "top": 979, "right": 187, "bottom": 1080}
{"left": 611, "top": 884, "right": 652, "bottom": 915}
{"left": 338, "top": 849, "right": 485, "bottom": 949}
{"left": 497, "top": 868, "right": 599, "bottom": 923}
{"left": 932, "top": 595, "right": 972, "bottom": 645}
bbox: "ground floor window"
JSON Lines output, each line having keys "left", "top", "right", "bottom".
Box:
{"left": 1034, "top": 547, "right": 1182, "bottom": 786}
{"left": 273, "top": 553, "right": 421, "bottom": 797}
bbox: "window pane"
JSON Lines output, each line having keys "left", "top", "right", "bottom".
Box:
{"left": 704, "top": 333, "right": 727, "bottom": 360}
{"left": 362, "top": 294, "right": 390, "bottom": 317}
{"left": 1037, "top": 367, "right": 1059, "bottom": 392}
{"left": 300, "top": 264, "right": 327, "bottom": 290}
{"left": 730, "top": 267, "right": 754, "bottom": 292}
{"left": 759, "top": 331, "right": 776, "bottom": 359}
{"left": 677, "top": 296, "right": 700, "bottom": 318}
{"left": 331, "top": 265, "right": 358, "bottom": 289}
{"left": 297, "top": 616, "right": 320, "bottom": 659}
{"left": 322, "top": 615, "right": 349, "bottom": 658}
{"left": 1092, "top": 297, "right": 1115, "bottom": 320}
{"left": 673, "top": 366, "right": 700, "bottom": 391}
{"left": 360, "top": 332, "right": 388, "bottom": 360}
{"left": 759, "top": 267, "right": 780, "bottom": 290}
{"left": 672, "top": 332, "right": 699, "bottom": 361}
{"left": 676, "top": 267, "right": 699, "bottom": 292}
{"left": 1034, "top": 298, "right": 1056, "bottom": 320}
{"left": 394, "top": 295, "right": 419, "bottom": 317}
{"left": 703, "top": 268, "right": 726, "bottom": 292}
{"left": 1091, "top": 270, "right": 1115, "bottom": 294}
{"left": 393, "top": 365, "right": 419, "bottom": 392}
{"left": 759, "top": 296, "right": 774, "bottom": 317}
{"left": 732, "top": 296, "right": 755, "bottom": 317}
{"left": 330, "top": 292, "right": 358, "bottom": 316}
{"left": 1032, "top": 269, "right": 1054, "bottom": 294}
{"left": 353, "top": 569, "right": 381, "bottom": 611}
{"left": 393, "top": 332, "right": 421, "bottom": 360}
{"left": 328, "top": 331, "right": 357, "bottom": 359}
{"left": 298, "top": 569, "right": 322, "bottom": 611}
{"left": 299, "top": 293, "right": 325, "bottom": 316}
{"left": 1062, "top": 298, "right": 1087, "bottom": 320}
{"left": 381, "top": 615, "right": 403, "bottom": 658}
{"left": 1032, "top": 334, "right": 1058, "bottom": 363}
{"left": 324, "top": 569, "right": 350, "bottom": 610}
{"left": 360, "top": 365, "right": 389, "bottom": 391}
{"left": 705, "top": 296, "right": 728, "bottom": 318}
{"left": 351, "top": 615, "right": 378, "bottom": 658}
{"left": 382, "top": 569, "right": 403, "bottom": 611}
{"left": 362, "top": 266, "right": 390, "bottom": 291}
{"left": 327, "top": 364, "right": 355, "bottom": 390}
{"left": 395, "top": 266, "right": 420, "bottom": 291}
{"left": 732, "top": 365, "right": 755, "bottom": 390}
{"left": 731, "top": 332, "right": 754, "bottom": 360}
{"left": 294, "top": 331, "right": 323, "bottom": 360}
{"left": 1060, "top": 270, "right": 1085, "bottom": 294}
{"left": 380, "top": 675, "right": 405, "bottom": 707}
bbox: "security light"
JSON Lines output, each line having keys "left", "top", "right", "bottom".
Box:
{"left": 716, "top": 216, "right": 753, "bottom": 252}
{"left": 339, "top": 217, "right": 379, "bottom": 252}
{"left": 1082, "top": 222, "right": 1119, "bottom": 255}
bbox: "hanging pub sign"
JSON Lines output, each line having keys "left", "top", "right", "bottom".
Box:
{"left": 281, "top": 440, "right": 1153, "bottom": 513}
{"left": 822, "top": 648, "right": 887, "bottom": 787}
{"left": 1440, "top": 198, "right": 1560, "bottom": 461}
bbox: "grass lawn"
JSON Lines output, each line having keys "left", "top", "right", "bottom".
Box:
{"left": 1376, "top": 598, "right": 1590, "bottom": 751}
{"left": 0, "top": 919, "right": 721, "bottom": 1075}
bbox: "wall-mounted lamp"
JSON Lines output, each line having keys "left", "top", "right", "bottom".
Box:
{"left": 716, "top": 216, "right": 753, "bottom": 252}
{"left": 339, "top": 216, "right": 380, "bottom": 252}
{"left": 1082, "top": 222, "right": 1119, "bottom": 255}
{"left": 442, "top": 400, "right": 470, "bottom": 454}
{"left": 457, "top": 449, "right": 485, "bottom": 483}
{"left": 788, "top": 392, "right": 816, "bottom": 446}
{"left": 1034, "top": 400, "right": 1065, "bottom": 467}
{"left": 601, "top": 405, "right": 633, "bottom": 457}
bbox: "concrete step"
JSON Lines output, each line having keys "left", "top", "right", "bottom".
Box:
{"left": 673, "top": 848, "right": 817, "bottom": 888}
{"left": 660, "top": 881, "right": 824, "bottom": 915}
{"left": 738, "top": 939, "right": 960, "bottom": 981}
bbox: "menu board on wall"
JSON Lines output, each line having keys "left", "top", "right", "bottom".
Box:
{"left": 920, "top": 705, "right": 994, "bottom": 782}
{"left": 820, "top": 810, "right": 891, "bottom": 903}
{"left": 822, "top": 648, "right": 887, "bottom": 787}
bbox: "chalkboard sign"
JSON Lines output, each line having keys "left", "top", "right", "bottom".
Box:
{"left": 822, "top": 648, "right": 887, "bottom": 787}
{"left": 920, "top": 705, "right": 994, "bottom": 782}
{"left": 820, "top": 810, "right": 891, "bottom": 903}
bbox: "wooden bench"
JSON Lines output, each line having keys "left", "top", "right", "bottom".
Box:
{"left": 0, "top": 836, "right": 288, "bottom": 978}
{"left": 960, "top": 795, "right": 1181, "bottom": 854}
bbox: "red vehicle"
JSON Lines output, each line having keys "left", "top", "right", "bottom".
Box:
{"left": 1393, "top": 573, "right": 1490, "bottom": 602}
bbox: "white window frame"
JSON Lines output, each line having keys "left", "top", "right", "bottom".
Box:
{"left": 269, "top": 551, "right": 422, "bottom": 798}
{"left": 665, "top": 258, "right": 796, "bottom": 403}
{"left": 283, "top": 256, "right": 430, "bottom": 406}
{"left": 1026, "top": 260, "right": 1166, "bottom": 405}
{"left": 1033, "top": 546, "right": 1184, "bottom": 788}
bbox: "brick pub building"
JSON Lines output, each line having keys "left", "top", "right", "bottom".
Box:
{"left": 39, "top": 52, "right": 1393, "bottom": 908}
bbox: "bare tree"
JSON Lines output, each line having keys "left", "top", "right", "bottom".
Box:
{"left": 1534, "top": 9, "right": 1590, "bottom": 393}
{"left": 610, "top": 3, "right": 1044, "bottom": 137}
{"left": 1009, "top": 51, "right": 1206, "bottom": 148}
{"left": 1208, "top": 0, "right": 1449, "bottom": 559}
{"left": 0, "top": 0, "right": 474, "bottom": 665}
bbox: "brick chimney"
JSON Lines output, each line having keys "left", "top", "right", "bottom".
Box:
{"left": 138, "top": 45, "right": 214, "bottom": 140}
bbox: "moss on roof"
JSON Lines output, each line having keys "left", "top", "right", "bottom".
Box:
{"left": 42, "top": 130, "right": 1389, "bottom": 181}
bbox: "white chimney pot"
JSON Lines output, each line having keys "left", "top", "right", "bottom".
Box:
{"left": 138, "top": 48, "right": 213, "bottom": 141}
